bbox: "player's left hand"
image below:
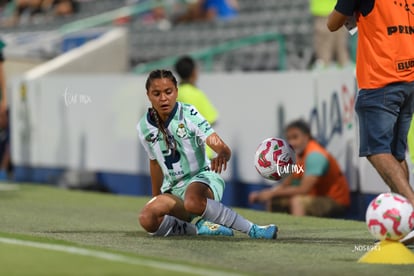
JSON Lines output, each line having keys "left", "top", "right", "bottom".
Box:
{"left": 210, "top": 154, "right": 228, "bottom": 174}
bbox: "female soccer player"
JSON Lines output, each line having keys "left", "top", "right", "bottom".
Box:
{"left": 137, "top": 69, "right": 277, "bottom": 239}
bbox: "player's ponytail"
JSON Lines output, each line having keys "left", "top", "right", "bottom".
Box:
{"left": 148, "top": 107, "right": 176, "bottom": 151}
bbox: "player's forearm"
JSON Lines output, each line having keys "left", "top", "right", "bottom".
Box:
{"left": 0, "top": 145, "right": 9, "bottom": 170}
{"left": 151, "top": 180, "right": 162, "bottom": 196}
{"left": 271, "top": 186, "right": 308, "bottom": 197}
{"left": 150, "top": 170, "right": 163, "bottom": 196}
{"left": 0, "top": 65, "right": 6, "bottom": 105}
{"left": 149, "top": 161, "right": 163, "bottom": 196}
{"left": 207, "top": 133, "right": 231, "bottom": 161}
{"left": 327, "top": 10, "right": 347, "bottom": 32}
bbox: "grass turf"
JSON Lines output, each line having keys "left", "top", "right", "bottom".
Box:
{"left": 0, "top": 183, "right": 413, "bottom": 275}
{"left": 0, "top": 241, "right": 197, "bottom": 276}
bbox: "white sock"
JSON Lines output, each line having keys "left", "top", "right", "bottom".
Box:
{"left": 202, "top": 198, "right": 253, "bottom": 234}
{"left": 150, "top": 215, "right": 197, "bottom": 236}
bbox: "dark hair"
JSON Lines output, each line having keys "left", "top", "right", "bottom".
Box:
{"left": 145, "top": 69, "right": 178, "bottom": 91}
{"left": 145, "top": 69, "right": 178, "bottom": 152}
{"left": 285, "top": 119, "right": 312, "bottom": 138}
{"left": 174, "top": 56, "right": 195, "bottom": 81}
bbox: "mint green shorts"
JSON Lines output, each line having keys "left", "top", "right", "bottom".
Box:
{"left": 169, "top": 171, "right": 225, "bottom": 201}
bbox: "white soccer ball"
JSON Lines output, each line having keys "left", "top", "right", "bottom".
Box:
{"left": 254, "top": 137, "right": 296, "bottom": 181}
{"left": 366, "top": 192, "right": 414, "bottom": 241}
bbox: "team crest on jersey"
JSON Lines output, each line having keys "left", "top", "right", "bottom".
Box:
{"left": 145, "top": 133, "right": 154, "bottom": 142}
{"left": 176, "top": 123, "right": 187, "bottom": 138}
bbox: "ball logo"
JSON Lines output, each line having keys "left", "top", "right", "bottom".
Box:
{"left": 367, "top": 219, "right": 388, "bottom": 236}
{"left": 392, "top": 194, "right": 407, "bottom": 204}
{"left": 382, "top": 208, "right": 403, "bottom": 237}
{"left": 371, "top": 199, "right": 381, "bottom": 210}
{"left": 409, "top": 212, "right": 414, "bottom": 230}
{"left": 257, "top": 141, "right": 272, "bottom": 168}
{"left": 254, "top": 137, "right": 299, "bottom": 181}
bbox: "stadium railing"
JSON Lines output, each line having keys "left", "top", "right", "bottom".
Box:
{"left": 58, "top": 0, "right": 177, "bottom": 35}
{"left": 55, "top": 1, "right": 287, "bottom": 72}
{"left": 132, "top": 31, "right": 287, "bottom": 74}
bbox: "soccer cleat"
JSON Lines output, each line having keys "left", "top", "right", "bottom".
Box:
{"left": 195, "top": 219, "right": 234, "bottom": 236}
{"left": 248, "top": 224, "right": 278, "bottom": 239}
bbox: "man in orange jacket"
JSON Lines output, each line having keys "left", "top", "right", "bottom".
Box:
{"left": 327, "top": 0, "right": 414, "bottom": 243}
{"left": 249, "top": 120, "right": 350, "bottom": 217}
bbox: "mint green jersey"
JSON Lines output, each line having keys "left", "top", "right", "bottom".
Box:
{"left": 137, "top": 102, "right": 214, "bottom": 193}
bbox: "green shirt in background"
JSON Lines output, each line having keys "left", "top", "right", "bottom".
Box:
{"left": 177, "top": 83, "right": 219, "bottom": 125}
{"left": 0, "top": 39, "right": 5, "bottom": 61}
{"left": 305, "top": 152, "right": 329, "bottom": 176}
{"left": 291, "top": 152, "right": 329, "bottom": 187}
{"left": 0, "top": 39, "right": 5, "bottom": 101}
{"left": 310, "top": 0, "right": 336, "bottom": 16}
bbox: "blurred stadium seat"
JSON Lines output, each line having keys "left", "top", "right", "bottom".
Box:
{"left": 2, "top": 0, "right": 313, "bottom": 71}
{"left": 129, "top": 0, "right": 312, "bottom": 71}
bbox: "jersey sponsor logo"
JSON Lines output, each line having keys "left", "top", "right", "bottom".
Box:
{"left": 198, "top": 120, "right": 207, "bottom": 127}
{"left": 163, "top": 149, "right": 181, "bottom": 170}
{"left": 190, "top": 108, "right": 198, "bottom": 116}
{"left": 145, "top": 133, "right": 157, "bottom": 143}
{"left": 169, "top": 170, "right": 184, "bottom": 177}
{"left": 145, "top": 133, "right": 162, "bottom": 143}
{"left": 387, "top": 25, "right": 414, "bottom": 36}
{"left": 176, "top": 123, "right": 188, "bottom": 138}
{"left": 396, "top": 58, "right": 414, "bottom": 72}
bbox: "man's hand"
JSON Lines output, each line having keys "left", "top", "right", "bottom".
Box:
{"left": 249, "top": 190, "right": 273, "bottom": 204}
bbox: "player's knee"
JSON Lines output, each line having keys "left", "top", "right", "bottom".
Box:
{"left": 184, "top": 196, "right": 206, "bottom": 215}
{"left": 138, "top": 210, "right": 158, "bottom": 233}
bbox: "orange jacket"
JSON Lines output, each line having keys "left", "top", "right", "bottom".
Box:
{"left": 356, "top": 0, "right": 414, "bottom": 89}
{"left": 293, "top": 140, "right": 350, "bottom": 207}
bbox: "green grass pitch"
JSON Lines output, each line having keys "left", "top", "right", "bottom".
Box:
{"left": 0, "top": 183, "right": 413, "bottom": 275}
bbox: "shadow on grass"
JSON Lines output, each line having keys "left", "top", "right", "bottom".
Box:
{"left": 41, "top": 230, "right": 372, "bottom": 245}
{"left": 42, "top": 230, "right": 144, "bottom": 237}
{"left": 279, "top": 237, "right": 373, "bottom": 245}
{"left": 41, "top": 229, "right": 248, "bottom": 242}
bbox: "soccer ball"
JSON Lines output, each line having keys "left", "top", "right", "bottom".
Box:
{"left": 366, "top": 192, "right": 414, "bottom": 241}
{"left": 254, "top": 137, "right": 296, "bottom": 181}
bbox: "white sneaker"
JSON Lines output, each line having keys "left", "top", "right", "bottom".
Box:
{"left": 400, "top": 230, "right": 414, "bottom": 245}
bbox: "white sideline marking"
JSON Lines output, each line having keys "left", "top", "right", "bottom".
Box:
{"left": 0, "top": 237, "right": 242, "bottom": 276}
